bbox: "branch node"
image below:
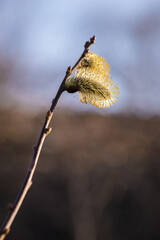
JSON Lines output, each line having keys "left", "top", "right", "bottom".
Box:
{"left": 84, "top": 49, "right": 90, "bottom": 57}
{"left": 7, "top": 203, "right": 13, "bottom": 211}
{"left": 84, "top": 40, "right": 90, "bottom": 49}
{"left": 1, "top": 228, "right": 10, "bottom": 236}
{"left": 47, "top": 111, "right": 52, "bottom": 118}
{"left": 44, "top": 127, "right": 52, "bottom": 135}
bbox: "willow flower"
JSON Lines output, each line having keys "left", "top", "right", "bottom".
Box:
{"left": 65, "top": 52, "right": 120, "bottom": 108}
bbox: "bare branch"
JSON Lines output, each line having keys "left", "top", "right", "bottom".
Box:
{"left": 0, "top": 35, "right": 96, "bottom": 240}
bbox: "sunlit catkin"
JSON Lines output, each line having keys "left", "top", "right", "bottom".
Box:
{"left": 65, "top": 52, "right": 120, "bottom": 108}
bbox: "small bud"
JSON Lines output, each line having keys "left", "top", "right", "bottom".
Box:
{"left": 91, "top": 35, "right": 96, "bottom": 43}
{"left": 47, "top": 111, "right": 52, "bottom": 118}
{"left": 44, "top": 127, "right": 52, "bottom": 135}
{"left": 66, "top": 66, "right": 72, "bottom": 75}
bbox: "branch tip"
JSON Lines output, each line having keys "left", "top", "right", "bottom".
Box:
{"left": 91, "top": 35, "right": 96, "bottom": 43}
{"left": 84, "top": 35, "right": 96, "bottom": 50}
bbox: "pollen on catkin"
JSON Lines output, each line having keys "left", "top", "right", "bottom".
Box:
{"left": 65, "top": 52, "right": 120, "bottom": 108}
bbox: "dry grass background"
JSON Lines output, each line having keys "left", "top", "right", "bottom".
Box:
{"left": 0, "top": 108, "right": 160, "bottom": 240}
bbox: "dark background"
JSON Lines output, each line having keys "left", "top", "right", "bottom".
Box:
{"left": 0, "top": 109, "right": 160, "bottom": 240}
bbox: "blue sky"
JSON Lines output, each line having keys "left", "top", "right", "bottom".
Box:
{"left": 0, "top": 0, "right": 160, "bottom": 115}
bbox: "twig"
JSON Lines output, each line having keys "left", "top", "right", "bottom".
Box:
{"left": 0, "top": 35, "right": 96, "bottom": 240}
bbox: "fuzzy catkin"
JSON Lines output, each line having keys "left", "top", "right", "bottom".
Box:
{"left": 65, "top": 52, "right": 120, "bottom": 108}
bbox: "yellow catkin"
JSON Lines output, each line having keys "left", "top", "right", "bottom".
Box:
{"left": 65, "top": 52, "right": 120, "bottom": 108}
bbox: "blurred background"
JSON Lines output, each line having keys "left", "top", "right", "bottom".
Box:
{"left": 0, "top": 0, "right": 160, "bottom": 239}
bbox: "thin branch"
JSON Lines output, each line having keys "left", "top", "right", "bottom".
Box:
{"left": 0, "top": 35, "right": 96, "bottom": 240}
